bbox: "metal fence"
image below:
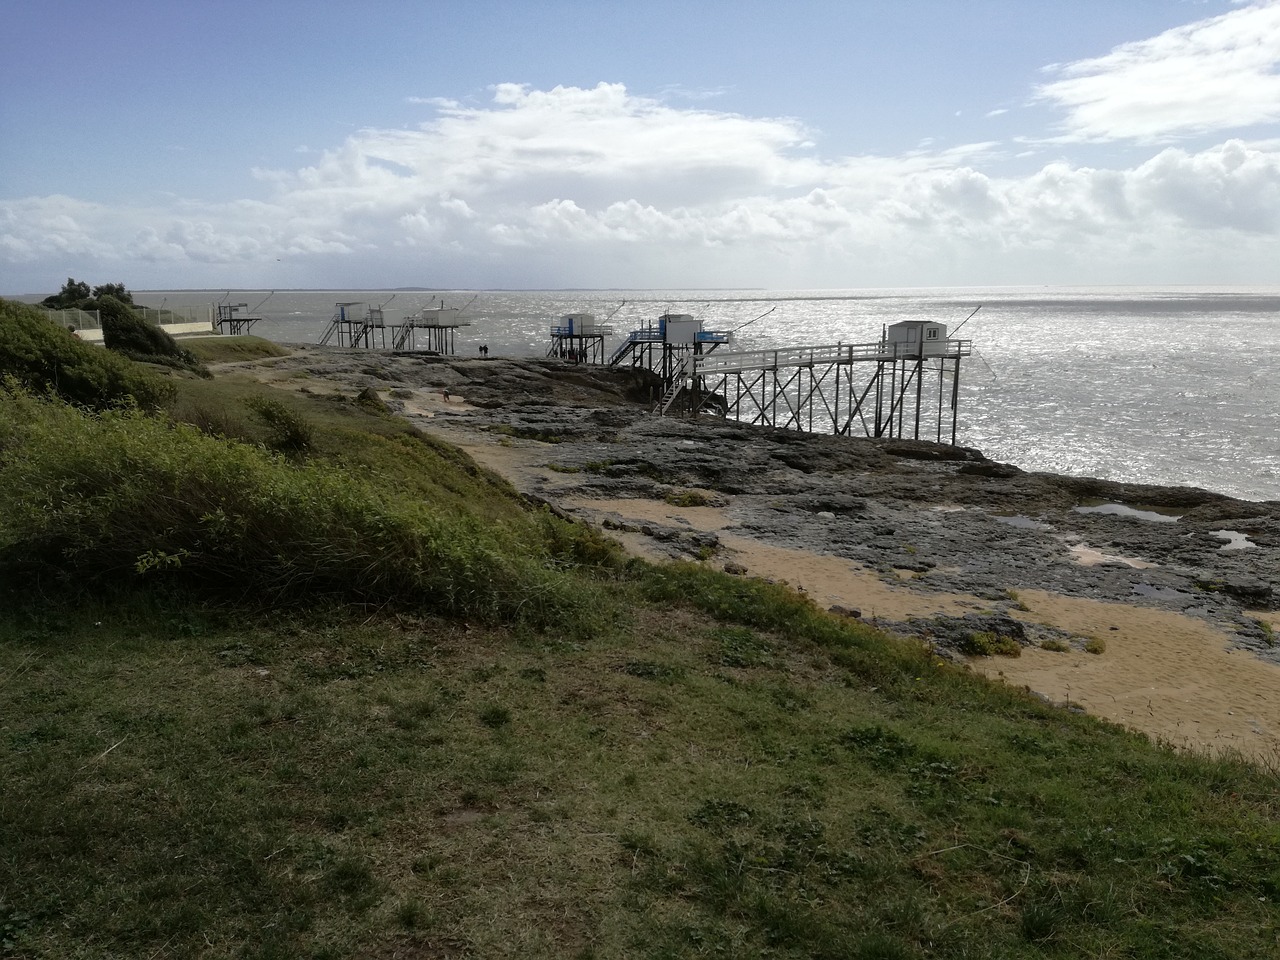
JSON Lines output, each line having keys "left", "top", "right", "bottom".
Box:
{"left": 38, "top": 305, "right": 204, "bottom": 329}
{"left": 38, "top": 307, "right": 101, "bottom": 331}
{"left": 134, "top": 306, "right": 199, "bottom": 326}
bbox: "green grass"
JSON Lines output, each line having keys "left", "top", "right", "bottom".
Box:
{"left": 3, "top": 589, "right": 1279, "bottom": 958}
{"left": 183, "top": 335, "right": 290, "bottom": 364}
{"left": 1257, "top": 619, "right": 1275, "bottom": 648}
{"left": 3, "top": 342, "right": 1280, "bottom": 958}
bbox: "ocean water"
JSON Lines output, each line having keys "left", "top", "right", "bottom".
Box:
{"left": 132, "top": 286, "right": 1280, "bottom": 502}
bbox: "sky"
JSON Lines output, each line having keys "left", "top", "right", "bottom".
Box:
{"left": 3, "top": 0, "right": 1279, "bottom": 293}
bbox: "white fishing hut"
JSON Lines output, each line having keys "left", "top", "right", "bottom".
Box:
{"left": 659, "top": 313, "right": 700, "bottom": 344}
{"left": 392, "top": 306, "right": 470, "bottom": 353}
{"left": 884, "top": 320, "right": 948, "bottom": 358}
{"left": 548, "top": 312, "right": 614, "bottom": 363}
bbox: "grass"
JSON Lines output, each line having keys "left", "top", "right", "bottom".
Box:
{"left": 4, "top": 590, "right": 1279, "bottom": 958}
{"left": 183, "top": 334, "right": 290, "bottom": 364}
{"left": 3, "top": 341, "right": 1280, "bottom": 957}
{"left": 1257, "top": 619, "right": 1275, "bottom": 648}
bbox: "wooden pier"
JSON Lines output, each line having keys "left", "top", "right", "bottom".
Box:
{"left": 392, "top": 307, "right": 470, "bottom": 353}
{"left": 213, "top": 302, "right": 260, "bottom": 335}
{"left": 657, "top": 321, "right": 973, "bottom": 444}
{"left": 548, "top": 313, "right": 614, "bottom": 363}
{"left": 318, "top": 303, "right": 470, "bottom": 354}
{"left": 607, "top": 313, "right": 733, "bottom": 382}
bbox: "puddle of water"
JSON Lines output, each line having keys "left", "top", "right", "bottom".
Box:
{"left": 995, "top": 514, "right": 1053, "bottom": 531}
{"left": 1074, "top": 502, "right": 1181, "bottom": 523}
{"left": 1211, "top": 530, "right": 1256, "bottom": 551}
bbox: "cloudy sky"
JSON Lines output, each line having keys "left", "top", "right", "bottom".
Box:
{"left": 3, "top": 0, "right": 1279, "bottom": 293}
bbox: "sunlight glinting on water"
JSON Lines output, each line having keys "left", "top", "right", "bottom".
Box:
{"left": 133, "top": 286, "right": 1280, "bottom": 501}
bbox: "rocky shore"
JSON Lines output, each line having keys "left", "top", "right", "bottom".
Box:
{"left": 225, "top": 347, "right": 1280, "bottom": 755}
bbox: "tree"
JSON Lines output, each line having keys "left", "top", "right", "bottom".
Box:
{"left": 92, "top": 282, "right": 133, "bottom": 305}
{"left": 41, "top": 278, "right": 91, "bottom": 309}
{"left": 39, "top": 279, "right": 135, "bottom": 310}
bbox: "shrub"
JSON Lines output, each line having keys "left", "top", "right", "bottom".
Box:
{"left": 0, "top": 298, "right": 173, "bottom": 410}
{"left": 243, "top": 396, "right": 314, "bottom": 453}
{"left": 100, "top": 296, "right": 206, "bottom": 374}
{"left": 1040, "top": 639, "right": 1070, "bottom": 652}
{"left": 959, "top": 631, "right": 1022, "bottom": 657}
{"left": 167, "top": 395, "right": 254, "bottom": 441}
{"left": 1084, "top": 637, "right": 1107, "bottom": 655}
{"left": 0, "top": 383, "right": 582, "bottom": 625}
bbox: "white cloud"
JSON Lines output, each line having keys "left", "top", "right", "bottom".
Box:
{"left": 2, "top": 82, "right": 1280, "bottom": 288}
{"left": 1036, "top": 1, "right": 1280, "bottom": 142}
{"left": 0, "top": 196, "right": 116, "bottom": 261}
{"left": 1129, "top": 138, "right": 1280, "bottom": 232}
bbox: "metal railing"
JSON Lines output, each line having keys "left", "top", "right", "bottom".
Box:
{"left": 693, "top": 339, "right": 972, "bottom": 376}
{"left": 549, "top": 324, "right": 614, "bottom": 336}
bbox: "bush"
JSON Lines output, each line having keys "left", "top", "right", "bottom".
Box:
{"left": 0, "top": 298, "right": 173, "bottom": 410}
{"left": 959, "top": 631, "right": 1022, "bottom": 657}
{"left": 243, "top": 396, "right": 314, "bottom": 453}
{"left": 100, "top": 296, "right": 207, "bottom": 375}
{"left": 100, "top": 295, "right": 176, "bottom": 356}
{"left": 0, "top": 383, "right": 583, "bottom": 625}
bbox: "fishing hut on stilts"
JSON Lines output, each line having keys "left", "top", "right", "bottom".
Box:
{"left": 547, "top": 313, "right": 614, "bottom": 363}
{"left": 318, "top": 302, "right": 391, "bottom": 348}
{"left": 391, "top": 305, "right": 471, "bottom": 354}
{"left": 213, "top": 300, "right": 263, "bottom": 335}
{"left": 608, "top": 313, "right": 734, "bottom": 402}
{"left": 318, "top": 298, "right": 472, "bottom": 354}
{"left": 657, "top": 318, "right": 973, "bottom": 444}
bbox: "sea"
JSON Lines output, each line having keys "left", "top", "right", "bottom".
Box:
{"left": 123, "top": 286, "right": 1280, "bottom": 503}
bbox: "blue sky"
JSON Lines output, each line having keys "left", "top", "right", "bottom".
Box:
{"left": 3, "top": 0, "right": 1279, "bottom": 292}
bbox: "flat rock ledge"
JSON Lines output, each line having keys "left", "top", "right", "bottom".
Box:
{"left": 239, "top": 349, "right": 1280, "bottom": 665}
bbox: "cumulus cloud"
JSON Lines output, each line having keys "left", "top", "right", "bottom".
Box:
{"left": 0, "top": 196, "right": 117, "bottom": 262}
{"left": 2, "top": 80, "right": 1280, "bottom": 288}
{"left": 1036, "top": 1, "right": 1280, "bottom": 142}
